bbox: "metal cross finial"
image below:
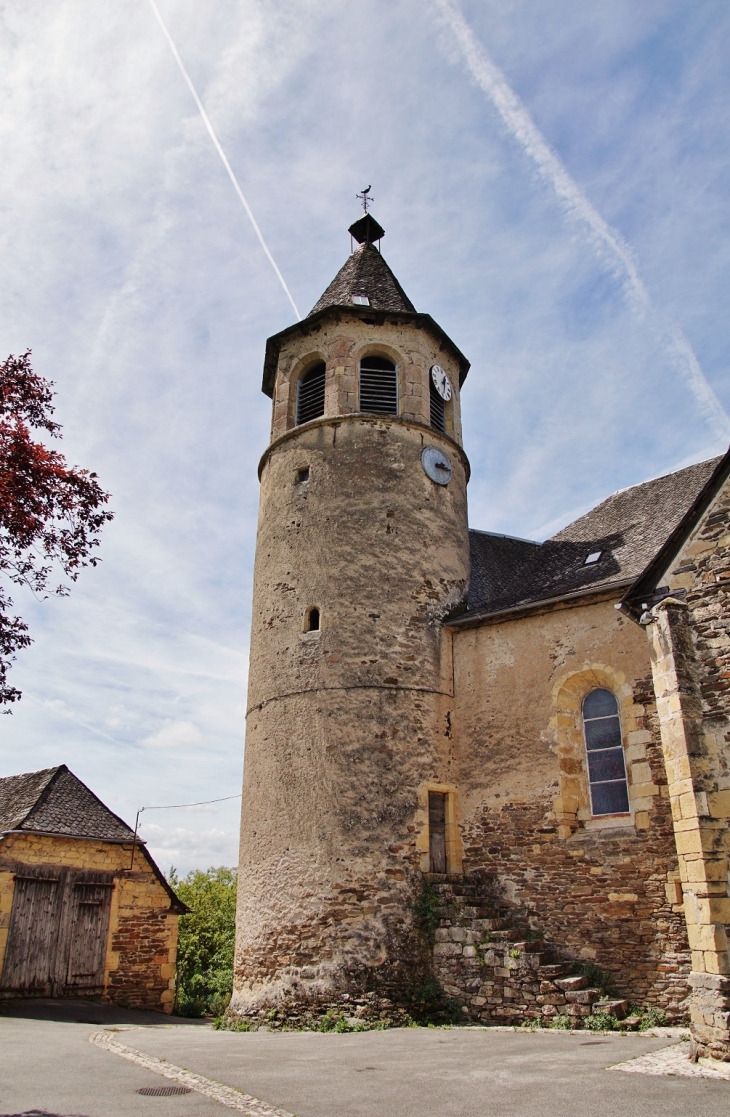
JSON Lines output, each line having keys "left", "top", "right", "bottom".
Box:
{"left": 356, "top": 186, "right": 373, "bottom": 212}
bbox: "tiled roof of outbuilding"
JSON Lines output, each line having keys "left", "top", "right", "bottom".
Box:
{"left": 0, "top": 764, "right": 136, "bottom": 841}
{"left": 462, "top": 456, "right": 722, "bottom": 622}
{"left": 309, "top": 242, "right": 416, "bottom": 316}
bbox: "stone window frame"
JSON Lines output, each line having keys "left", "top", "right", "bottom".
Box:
{"left": 415, "top": 781, "right": 463, "bottom": 875}
{"left": 550, "top": 663, "right": 658, "bottom": 838}
{"left": 354, "top": 343, "right": 402, "bottom": 418}
{"left": 285, "top": 351, "right": 329, "bottom": 430}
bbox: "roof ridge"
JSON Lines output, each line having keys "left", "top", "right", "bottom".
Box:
{"left": 596, "top": 455, "right": 722, "bottom": 502}
{"left": 470, "top": 528, "right": 540, "bottom": 546}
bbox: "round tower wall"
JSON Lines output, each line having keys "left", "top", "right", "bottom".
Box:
{"left": 269, "top": 316, "right": 464, "bottom": 444}
{"left": 234, "top": 410, "right": 470, "bottom": 1013}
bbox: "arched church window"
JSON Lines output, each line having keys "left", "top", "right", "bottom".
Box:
{"left": 296, "top": 362, "right": 326, "bottom": 425}
{"left": 582, "top": 688, "right": 629, "bottom": 816}
{"left": 359, "top": 356, "right": 398, "bottom": 416}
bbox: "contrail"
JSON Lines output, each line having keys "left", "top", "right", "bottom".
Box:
{"left": 147, "top": 0, "right": 301, "bottom": 321}
{"left": 433, "top": 0, "right": 730, "bottom": 440}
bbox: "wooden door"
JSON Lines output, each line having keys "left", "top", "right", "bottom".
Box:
{"left": 429, "top": 791, "right": 447, "bottom": 874}
{"left": 65, "top": 879, "right": 113, "bottom": 989}
{"left": 0, "top": 875, "right": 61, "bottom": 991}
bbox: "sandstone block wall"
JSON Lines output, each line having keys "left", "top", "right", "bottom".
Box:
{"left": 0, "top": 833, "right": 178, "bottom": 1012}
{"left": 451, "top": 597, "right": 689, "bottom": 1008}
{"left": 647, "top": 472, "right": 730, "bottom": 1058}
{"left": 269, "top": 315, "right": 464, "bottom": 444}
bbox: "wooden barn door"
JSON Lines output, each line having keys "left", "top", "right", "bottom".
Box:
{"left": 64, "top": 876, "right": 113, "bottom": 991}
{"left": 1, "top": 868, "right": 114, "bottom": 995}
{"left": 0, "top": 874, "right": 62, "bottom": 991}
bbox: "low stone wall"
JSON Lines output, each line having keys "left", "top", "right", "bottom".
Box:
{"left": 430, "top": 876, "right": 689, "bottom": 1025}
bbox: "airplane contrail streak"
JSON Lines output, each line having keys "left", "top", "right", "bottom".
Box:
{"left": 147, "top": 0, "right": 301, "bottom": 321}
{"left": 433, "top": 0, "right": 730, "bottom": 440}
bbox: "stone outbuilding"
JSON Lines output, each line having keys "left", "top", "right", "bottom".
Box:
{"left": 0, "top": 765, "right": 187, "bottom": 1012}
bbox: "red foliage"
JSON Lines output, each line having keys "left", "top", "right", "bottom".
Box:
{"left": 0, "top": 351, "right": 113, "bottom": 706}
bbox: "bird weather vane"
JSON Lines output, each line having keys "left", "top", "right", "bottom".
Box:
{"left": 357, "top": 186, "right": 373, "bottom": 213}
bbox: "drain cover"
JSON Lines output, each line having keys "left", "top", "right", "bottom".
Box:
{"left": 137, "top": 1085, "right": 192, "bottom": 1096}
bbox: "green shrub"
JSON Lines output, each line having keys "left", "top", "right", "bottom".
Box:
{"left": 550, "top": 1014, "right": 572, "bottom": 1029}
{"left": 637, "top": 1007, "right": 668, "bottom": 1030}
{"left": 413, "top": 880, "right": 440, "bottom": 942}
{"left": 584, "top": 1012, "right": 619, "bottom": 1032}
{"left": 407, "top": 976, "right": 462, "bottom": 1025}
{"left": 569, "top": 961, "right": 617, "bottom": 997}
{"left": 169, "top": 866, "right": 237, "bottom": 1017}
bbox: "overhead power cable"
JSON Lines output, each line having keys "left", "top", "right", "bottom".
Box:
{"left": 129, "top": 792, "right": 241, "bottom": 868}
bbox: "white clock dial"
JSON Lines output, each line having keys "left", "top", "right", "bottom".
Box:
{"left": 430, "top": 364, "right": 452, "bottom": 401}
{"left": 421, "top": 446, "right": 452, "bottom": 485}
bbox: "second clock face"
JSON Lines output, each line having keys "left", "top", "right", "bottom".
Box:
{"left": 431, "top": 364, "right": 452, "bottom": 401}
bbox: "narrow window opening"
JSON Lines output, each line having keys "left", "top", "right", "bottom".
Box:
{"left": 583, "top": 688, "right": 629, "bottom": 816}
{"left": 306, "top": 607, "right": 320, "bottom": 632}
{"left": 296, "top": 467, "right": 309, "bottom": 484}
{"left": 352, "top": 295, "right": 370, "bottom": 306}
{"left": 428, "top": 791, "right": 447, "bottom": 874}
{"left": 359, "top": 356, "right": 397, "bottom": 416}
{"left": 429, "top": 377, "right": 446, "bottom": 433}
{"left": 296, "top": 362, "right": 326, "bottom": 425}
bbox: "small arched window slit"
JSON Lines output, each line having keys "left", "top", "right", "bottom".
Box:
{"left": 306, "top": 607, "right": 320, "bottom": 632}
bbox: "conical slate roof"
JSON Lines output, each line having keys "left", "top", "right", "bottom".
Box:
{"left": 309, "top": 242, "right": 416, "bottom": 316}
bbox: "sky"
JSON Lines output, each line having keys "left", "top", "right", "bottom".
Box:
{"left": 0, "top": 0, "right": 728, "bottom": 872}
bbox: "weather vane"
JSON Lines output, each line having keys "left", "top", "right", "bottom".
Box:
{"left": 356, "top": 185, "right": 373, "bottom": 213}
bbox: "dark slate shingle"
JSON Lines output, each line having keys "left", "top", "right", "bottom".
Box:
{"left": 467, "top": 531, "right": 541, "bottom": 612}
{"left": 464, "top": 456, "right": 721, "bottom": 619}
{"left": 0, "top": 767, "right": 58, "bottom": 832}
{"left": 0, "top": 764, "right": 136, "bottom": 841}
{"left": 309, "top": 243, "right": 416, "bottom": 316}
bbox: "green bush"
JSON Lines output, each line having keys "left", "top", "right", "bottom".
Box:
{"left": 169, "top": 866, "right": 237, "bottom": 1017}
{"left": 413, "top": 880, "right": 440, "bottom": 942}
{"left": 584, "top": 1012, "right": 619, "bottom": 1032}
{"left": 569, "top": 961, "right": 617, "bottom": 997}
{"left": 407, "top": 976, "right": 462, "bottom": 1025}
{"left": 637, "top": 1006, "right": 668, "bottom": 1030}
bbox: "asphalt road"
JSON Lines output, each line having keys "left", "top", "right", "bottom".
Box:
{"left": 1, "top": 1000, "right": 729, "bottom": 1117}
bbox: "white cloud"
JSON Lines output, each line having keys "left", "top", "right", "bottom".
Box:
{"left": 0, "top": 0, "right": 728, "bottom": 868}
{"left": 142, "top": 718, "right": 202, "bottom": 750}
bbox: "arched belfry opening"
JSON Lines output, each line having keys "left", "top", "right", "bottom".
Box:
{"left": 296, "top": 362, "right": 325, "bottom": 425}
{"left": 359, "top": 356, "right": 397, "bottom": 415}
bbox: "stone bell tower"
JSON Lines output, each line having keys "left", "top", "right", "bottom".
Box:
{"left": 232, "top": 211, "right": 471, "bottom": 1016}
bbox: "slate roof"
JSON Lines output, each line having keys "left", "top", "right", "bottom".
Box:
{"left": 0, "top": 764, "right": 136, "bottom": 841}
{"left": 461, "top": 456, "right": 722, "bottom": 622}
{"left": 309, "top": 242, "right": 416, "bottom": 316}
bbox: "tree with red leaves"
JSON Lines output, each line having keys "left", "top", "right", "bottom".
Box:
{"left": 0, "top": 351, "right": 113, "bottom": 707}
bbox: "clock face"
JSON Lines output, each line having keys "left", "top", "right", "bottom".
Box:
{"left": 421, "top": 446, "right": 453, "bottom": 486}
{"left": 430, "top": 364, "right": 452, "bottom": 401}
